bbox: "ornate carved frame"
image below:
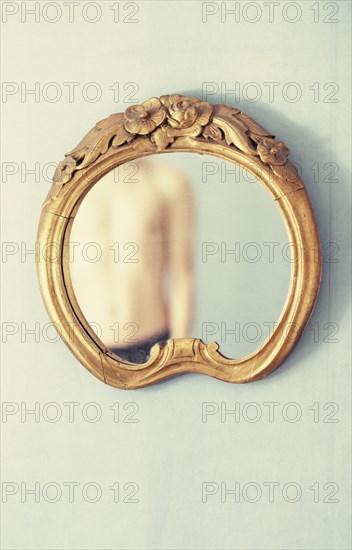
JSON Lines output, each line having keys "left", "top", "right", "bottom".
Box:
{"left": 37, "top": 94, "right": 322, "bottom": 389}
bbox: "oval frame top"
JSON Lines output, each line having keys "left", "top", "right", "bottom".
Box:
{"left": 37, "top": 94, "right": 322, "bottom": 389}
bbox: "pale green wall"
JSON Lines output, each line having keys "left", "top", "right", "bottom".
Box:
{"left": 1, "top": 2, "right": 351, "bottom": 549}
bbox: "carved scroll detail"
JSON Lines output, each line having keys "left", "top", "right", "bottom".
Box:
{"left": 52, "top": 94, "right": 297, "bottom": 189}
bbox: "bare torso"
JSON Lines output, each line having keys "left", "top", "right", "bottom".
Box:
{"left": 69, "top": 158, "right": 193, "bottom": 349}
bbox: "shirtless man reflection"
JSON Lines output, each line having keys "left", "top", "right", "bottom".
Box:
{"left": 69, "top": 158, "right": 194, "bottom": 364}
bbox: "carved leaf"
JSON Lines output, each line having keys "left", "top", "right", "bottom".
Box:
{"left": 65, "top": 113, "right": 128, "bottom": 170}
{"left": 213, "top": 115, "right": 257, "bottom": 154}
{"left": 236, "top": 113, "right": 274, "bottom": 139}
{"left": 150, "top": 126, "right": 174, "bottom": 151}
{"left": 209, "top": 104, "right": 257, "bottom": 154}
{"left": 214, "top": 104, "right": 241, "bottom": 117}
{"left": 52, "top": 156, "right": 76, "bottom": 185}
{"left": 111, "top": 125, "right": 134, "bottom": 148}
{"left": 69, "top": 129, "right": 115, "bottom": 169}
{"left": 202, "top": 124, "right": 222, "bottom": 141}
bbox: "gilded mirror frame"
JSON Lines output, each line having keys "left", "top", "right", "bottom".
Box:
{"left": 37, "top": 94, "right": 322, "bottom": 389}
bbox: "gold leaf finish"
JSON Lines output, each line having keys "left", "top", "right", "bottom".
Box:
{"left": 37, "top": 94, "right": 322, "bottom": 389}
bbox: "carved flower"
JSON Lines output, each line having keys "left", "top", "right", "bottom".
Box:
{"left": 166, "top": 95, "right": 212, "bottom": 130}
{"left": 124, "top": 98, "right": 166, "bottom": 135}
{"left": 257, "top": 138, "right": 289, "bottom": 166}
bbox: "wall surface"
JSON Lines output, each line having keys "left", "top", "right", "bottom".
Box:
{"left": 1, "top": 1, "right": 351, "bottom": 549}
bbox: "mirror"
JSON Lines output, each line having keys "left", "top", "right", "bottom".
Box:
{"left": 68, "top": 153, "right": 291, "bottom": 364}
{"left": 37, "top": 94, "right": 322, "bottom": 388}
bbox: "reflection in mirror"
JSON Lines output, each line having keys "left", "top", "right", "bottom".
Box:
{"left": 69, "top": 153, "right": 291, "bottom": 363}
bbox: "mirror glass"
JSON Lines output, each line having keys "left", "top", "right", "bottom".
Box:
{"left": 68, "top": 153, "right": 291, "bottom": 363}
